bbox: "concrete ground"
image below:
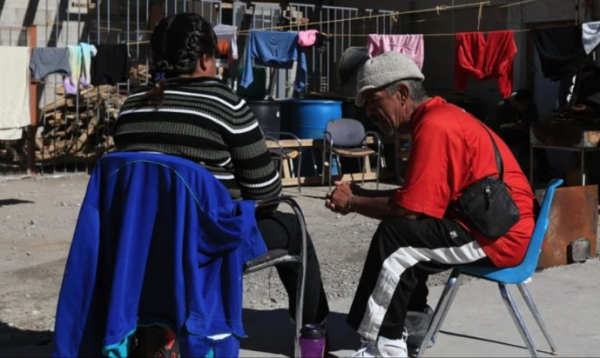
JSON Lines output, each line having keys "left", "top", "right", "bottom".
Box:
{"left": 241, "top": 259, "right": 600, "bottom": 358}
{"left": 0, "top": 175, "right": 598, "bottom": 357}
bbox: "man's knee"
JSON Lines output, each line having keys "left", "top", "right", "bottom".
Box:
{"left": 372, "top": 217, "right": 421, "bottom": 248}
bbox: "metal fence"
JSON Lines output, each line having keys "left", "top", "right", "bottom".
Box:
{"left": 0, "top": 0, "right": 403, "bottom": 175}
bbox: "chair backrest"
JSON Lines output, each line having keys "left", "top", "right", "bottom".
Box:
{"left": 520, "top": 178, "right": 563, "bottom": 273}
{"left": 325, "top": 118, "right": 366, "bottom": 147}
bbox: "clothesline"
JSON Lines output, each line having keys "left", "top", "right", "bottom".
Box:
{"left": 235, "top": 0, "right": 493, "bottom": 35}
{"left": 127, "top": 26, "right": 560, "bottom": 46}
{"left": 305, "top": 28, "right": 535, "bottom": 37}
{"left": 232, "top": 0, "right": 549, "bottom": 35}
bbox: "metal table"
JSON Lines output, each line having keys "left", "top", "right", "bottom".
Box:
{"left": 529, "top": 121, "right": 600, "bottom": 186}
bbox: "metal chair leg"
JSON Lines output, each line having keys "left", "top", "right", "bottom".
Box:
{"left": 361, "top": 157, "right": 366, "bottom": 184}
{"left": 311, "top": 149, "right": 318, "bottom": 176}
{"left": 336, "top": 155, "right": 343, "bottom": 181}
{"left": 294, "top": 208, "right": 307, "bottom": 358}
{"left": 328, "top": 151, "right": 333, "bottom": 192}
{"left": 321, "top": 147, "right": 327, "bottom": 187}
{"left": 296, "top": 151, "right": 302, "bottom": 194}
{"left": 417, "top": 269, "right": 463, "bottom": 357}
{"left": 517, "top": 283, "right": 558, "bottom": 355}
{"left": 499, "top": 284, "right": 538, "bottom": 358}
{"left": 376, "top": 148, "right": 381, "bottom": 190}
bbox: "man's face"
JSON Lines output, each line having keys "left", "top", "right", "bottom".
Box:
{"left": 363, "top": 85, "right": 411, "bottom": 136}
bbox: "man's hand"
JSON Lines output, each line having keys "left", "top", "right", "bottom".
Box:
{"left": 325, "top": 181, "right": 354, "bottom": 215}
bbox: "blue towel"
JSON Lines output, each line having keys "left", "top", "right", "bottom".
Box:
{"left": 241, "top": 31, "right": 307, "bottom": 92}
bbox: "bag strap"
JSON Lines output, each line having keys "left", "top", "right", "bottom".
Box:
{"left": 475, "top": 119, "right": 504, "bottom": 181}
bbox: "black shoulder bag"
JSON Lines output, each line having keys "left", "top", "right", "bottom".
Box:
{"left": 452, "top": 122, "right": 520, "bottom": 239}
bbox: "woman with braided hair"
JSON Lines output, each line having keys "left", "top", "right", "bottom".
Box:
{"left": 114, "top": 13, "right": 329, "bottom": 354}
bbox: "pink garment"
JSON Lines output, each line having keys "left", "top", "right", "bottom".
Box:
{"left": 298, "top": 30, "right": 319, "bottom": 47}
{"left": 367, "top": 34, "right": 425, "bottom": 69}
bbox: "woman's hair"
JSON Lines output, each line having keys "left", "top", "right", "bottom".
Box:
{"left": 145, "top": 13, "right": 218, "bottom": 108}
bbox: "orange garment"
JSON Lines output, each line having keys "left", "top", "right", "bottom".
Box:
{"left": 218, "top": 40, "right": 233, "bottom": 65}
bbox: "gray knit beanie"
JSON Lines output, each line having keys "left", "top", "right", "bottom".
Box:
{"left": 355, "top": 52, "right": 425, "bottom": 107}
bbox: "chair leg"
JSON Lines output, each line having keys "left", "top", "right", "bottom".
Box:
{"left": 311, "top": 149, "right": 318, "bottom": 176}
{"left": 294, "top": 212, "right": 308, "bottom": 358}
{"left": 499, "top": 284, "right": 538, "bottom": 358}
{"left": 376, "top": 150, "right": 381, "bottom": 190}
{"left": 279, "top": 153, "right": 284, "bottom": 178}
{"left": 321, "top": 148, "right": 327, "bottom": 187}
{"left": 296, "top": 151, "right": 302, "bottom": 194}
{"left": 328, "top": 151, "right": 334, "bottom": 192}
{"left": 517, "top": 283, "right": 558, "bottom": 355}
{"left": 417, "top": 269, "right": 463, "bottom": 357}
{"left": 294, "top": 261, "right": 305, "bottom": 358}
{"left": 361, "top": 157, "right": 366, "bottom": 184}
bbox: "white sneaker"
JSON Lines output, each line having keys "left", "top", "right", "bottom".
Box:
{"left": 347, "top": 338, "right": 379, "bottom": 358}
{"left": 347, "top": 333, "right": 408, "bottom": 358}
{"left": 405, "top": 305, "right": 435, "bottom": 348}
{"left": 377, "top": 335, "right": 408, "bottom": 358}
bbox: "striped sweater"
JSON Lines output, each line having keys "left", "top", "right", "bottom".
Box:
{"left": 114, "top": 77, "right": 282, "bottom": 200}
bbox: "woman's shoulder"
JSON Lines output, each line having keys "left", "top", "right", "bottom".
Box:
{"left": 182, "top": 78, "right": 245, "bottom": 107}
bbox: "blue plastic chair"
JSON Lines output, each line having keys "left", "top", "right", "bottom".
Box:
{"left": 418, "top": 179, "right": 563, "bottom": 358}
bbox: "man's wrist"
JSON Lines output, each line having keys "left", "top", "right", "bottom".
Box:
{"left": 346, "top": 194, "right": 356, "bottom": 212}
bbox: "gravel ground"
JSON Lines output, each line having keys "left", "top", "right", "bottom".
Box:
{"left": 0, "top": 175, "right": 451, "bottom": 350}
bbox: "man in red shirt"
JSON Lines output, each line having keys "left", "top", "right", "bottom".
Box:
{"left": 325, "top": 52, "right": 536, "bottom": 358}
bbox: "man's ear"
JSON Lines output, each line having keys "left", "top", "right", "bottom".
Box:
{"left": 398, "top": 83, "right": 410, "bottom": 101}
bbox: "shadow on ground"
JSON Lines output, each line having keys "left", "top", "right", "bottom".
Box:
{"left": 0, "top": 199, "right": 34, "bottom": 207}
{"left": 0, "top": 321, "right": 52, "bottom": 358}
{"left": 241, "top": 308, "right": 360, "bottom": 357}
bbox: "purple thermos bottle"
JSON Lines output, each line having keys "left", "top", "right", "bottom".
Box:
{"left": 299, "top": 324, "right": 326, "bottom": 358}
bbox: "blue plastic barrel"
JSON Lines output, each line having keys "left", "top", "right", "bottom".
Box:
{"left": 287, "top": 100, "right": 342, "bottom": 177}
{"left": 289, "top": 100, "right": 343, "bottom": 139}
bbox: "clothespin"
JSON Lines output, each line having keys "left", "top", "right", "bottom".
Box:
{"left": 320, "top": 31, "right": 330, "bottom": 37}
{"left": 477, "top": 3, "right": 483, "bottom": 31}
{"left": 392, "top": 12, "right": 398, "bottom": 23}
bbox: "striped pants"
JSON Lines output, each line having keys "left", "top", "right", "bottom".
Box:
{"left": 347, "top": 217, "right": 492, "bottom": 343}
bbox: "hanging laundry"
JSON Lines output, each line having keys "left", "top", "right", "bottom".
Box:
{"left": 217, "top": 41, "right": 234, "bottom": 68}
{"left": 367, "top": 34, "right": 424, "bottom": 69}
{"left": 64, "top": 43, "right": 97, "bottom": 94}
{"left": 582, "top": 22, "right": 600, "bottom": 55}
{"left": 298, "top": 30, "right": 319, "bottom": 47}
{"left": 29, "top": 48, "right": 71, "bottom": 80}
{"left": 241, "top": 31, "right": 307, "bottom": 92}
{"left": 454, "top": 31, "right": 517, "bottom": 99}
{"left": 91, "top": 44, "right": 130, "bottom": 86}
{"left": 0, "top": 47, "right": 31, "bottom": 140}
{"left": 533, "top": 26, "right": 586, "bottom": 81}
{"left": 572, "top": 66, "right": 600, "bottom": 111}
{"left": 213, "top": 24, "right": 238, "bottom": 68}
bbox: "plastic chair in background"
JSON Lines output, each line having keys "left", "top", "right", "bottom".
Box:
{"left": 418, "top": 179, "right": 563, "bottom": 358}
{"left": 321, "top": 118, "right": 383, "bottom": 192}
